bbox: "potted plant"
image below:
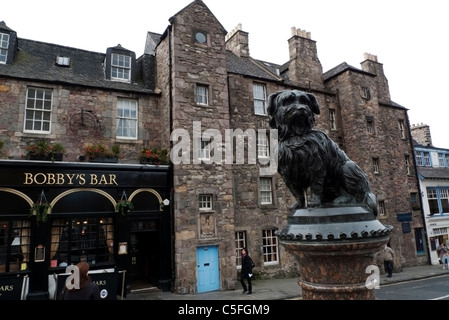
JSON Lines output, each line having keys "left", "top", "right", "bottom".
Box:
{"left": 49, "top": 143, "right": 65, "bottom": 161}
{"left": 84, "top": 144, "right": 119, "bottom": 163}
{"left": 116, "top": 199, "right": 134, "bottom": 216}
{"left": 139, "top": 147, "right": 169, "bottom": 165}
{"left": 25, "top": 140, "right": 65, "bottom": 161}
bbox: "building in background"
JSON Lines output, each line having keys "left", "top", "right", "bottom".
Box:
{"left": 0, "top": 0, "right": 427, "bottom": 298}
{"left": 411, "top": 123, "right": 449, "bottom": 265}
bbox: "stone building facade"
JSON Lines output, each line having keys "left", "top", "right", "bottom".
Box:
{"left": 0, "top": 0, "right": 428, "bottom": 298}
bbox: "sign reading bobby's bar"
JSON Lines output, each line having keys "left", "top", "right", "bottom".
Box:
{"left": 0, "top": 276, "right": 24, "bottom": 300}
{"left": 0, "top": 160, "right": 169, "bottom": 188}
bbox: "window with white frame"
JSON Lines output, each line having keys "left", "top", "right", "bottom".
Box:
{"left": 404, "top": 155, "right": 411, "bottom": 175}
{"left": 398, "top": 120, "right": 406, "bottom": 139}
{"left": 378, "top": 200, "right": 386, "bottom": 216}
{"left": 415, "top": 151, "right": 423, "bottom": 166}
{"left": 427, "top": 189, "right": 439, "bottom": 215}
{"left": 196, "top": 84, "right": 209, "bottom": 106}
{"left": 56, "top": 56, "right": 70, "bottom": 67}
{"left": 253, "top": 84, "right": 267, "bottom": 115}
{"left": 260, "top": 177, "right": 273, "bottom": 205}
{"left": 262, "top": 229, "right": 278, "bottom": 264}
{"left": 257, "top": 132, "right": 269, "bottom": 158}
{"left": 198, "top": 140, "right": 211, "bottom": 160}
{"left": 111, "top": 53, "right": 131, "bottom": 82}
{"left": 361, "top": 86, "right": 371, "bottom": 100}
{"left": 438, "top": 153, "right": 445, "bottom": 167}
{"left": 116, "top": 98, "right": 138, "bottom": 139}
{"left": 235, "top": 231, "right": 247, "bottom": 267}
{"left": 24, "top": 87, "right": 52, "bottom": 133}
{"left": 199, "top": 194, "right": 212, "bottom": 210}
{"left": 372, "top": 157, "right": 380, "bottom": 173}
{"left": 423, "top": 152, "right": 431, "bottom": 166}
{"left": 410, "top": 192, "right": 420, "bottom": 210}
{"left": 440, "top": 189, "right": 449, "bottom": 213}
{"left": 0, "top": 32, "right": 10, "bottom": 64}
{"left": 329, "top": 109, "right": 336, "bottom": 130}
{"left": 446, "top": 154, "right": 449, "bottom": 168}
{"left": 414, "top": 150, "right": 431, "bottom": 166}
{"left": 366, "top": 117, "right": 374, "bottom": 134}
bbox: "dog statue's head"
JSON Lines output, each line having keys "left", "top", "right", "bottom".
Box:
{"left": 267, "top": 90, "right": 320, "bottom": 140}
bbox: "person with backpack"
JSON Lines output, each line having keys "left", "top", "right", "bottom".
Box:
{"left": 240, "top": 247, "right": 255, "bottom": 295}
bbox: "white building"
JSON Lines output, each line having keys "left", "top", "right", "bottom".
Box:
{"left": 413, "top": 123, "right": 449, "bottom": 265}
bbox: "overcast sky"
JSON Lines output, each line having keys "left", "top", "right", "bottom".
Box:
{"left": 3, "top": 0, "right": 448, "bottom": 148}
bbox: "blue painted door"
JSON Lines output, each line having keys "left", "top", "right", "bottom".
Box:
{"left": 196, "top": 245, "right": 219, "bottom": 293}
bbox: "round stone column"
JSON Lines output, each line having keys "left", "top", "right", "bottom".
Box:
{"left": 277, "top": 206, "right": 392, "bottom": 300}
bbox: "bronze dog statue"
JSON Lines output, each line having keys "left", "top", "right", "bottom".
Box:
{"left": 267, "top": 89, "right": 377, "bottom": 215}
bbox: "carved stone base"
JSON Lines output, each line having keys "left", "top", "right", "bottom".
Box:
{"left": 278, "top": 206, "right": 392, "bottom": 300}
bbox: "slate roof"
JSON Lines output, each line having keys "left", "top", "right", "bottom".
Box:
{"left": 226, "top": 51, "right": 282, "bottom": 82}
{"left": 323, "top": 62, "right": 374, "bottom": 81}
{"left": 0, "top": 38, "right": 153, "bottom": 94}
{"left": 418, "top": 167, "right": 449, "bottom": 180}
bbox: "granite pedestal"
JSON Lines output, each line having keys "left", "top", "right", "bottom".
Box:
{"left": 277, "top": 206, "right": 392, "bottom": 300}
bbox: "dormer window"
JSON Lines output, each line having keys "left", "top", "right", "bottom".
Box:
{"left": 0, "top": 32, "right": 10, "bottom": 64}
{"left": 111, "top": 53, "right": 131, "bottom": 82}
{"left": 56, "top": 56, "right": 70, "bottom": 67}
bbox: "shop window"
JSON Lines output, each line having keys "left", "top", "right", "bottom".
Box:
{"left": 50, "top": 217, "right": 114, "bottom": 267}
{"left": 0, "top": 219, "right": 31, "bottom": 273}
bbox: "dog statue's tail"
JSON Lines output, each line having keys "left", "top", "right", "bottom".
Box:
{"left": 365, "top": 192, "right": 378, "bottom": 217}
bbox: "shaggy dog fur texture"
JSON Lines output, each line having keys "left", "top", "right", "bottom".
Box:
{"left": 267, "top": 89, "right": 377, "bottom": 215}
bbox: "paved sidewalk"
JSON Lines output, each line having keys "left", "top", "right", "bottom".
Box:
{"left": 123, "top": 264, "right": 449, "bottom": 300}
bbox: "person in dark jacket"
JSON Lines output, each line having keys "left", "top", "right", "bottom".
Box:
{"left": 240, "top": 248, "right": 254, "bottom": 294}
{"left": 59, "top": 261, "right": 101, "bottom": 300}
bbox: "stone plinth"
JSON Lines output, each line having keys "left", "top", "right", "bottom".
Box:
{"left": 277, "top": 206, "right": 392, "bottom": 300}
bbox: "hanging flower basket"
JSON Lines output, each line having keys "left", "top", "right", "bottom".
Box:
{"left": 115, "top": 200, "right": 134, "bottom": 216}
{"left": 29, "top": 190, "right": 51, "bottom": 225}
{"left": 29, "top": 203, "right": 51, "bottom": 224}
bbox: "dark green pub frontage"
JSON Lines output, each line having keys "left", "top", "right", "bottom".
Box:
{"left": 0, "top": 160, "right": 172, "bottom": 300}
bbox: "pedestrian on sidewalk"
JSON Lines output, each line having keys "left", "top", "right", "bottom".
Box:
{"left": 438, "top": 243, "right": 448, "bottom": 268}
{"left": 240, "top": 248, "right": 255, "bottom": 295}
{"left": 383, "top": 243, "right": 394, "bottom": 278}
